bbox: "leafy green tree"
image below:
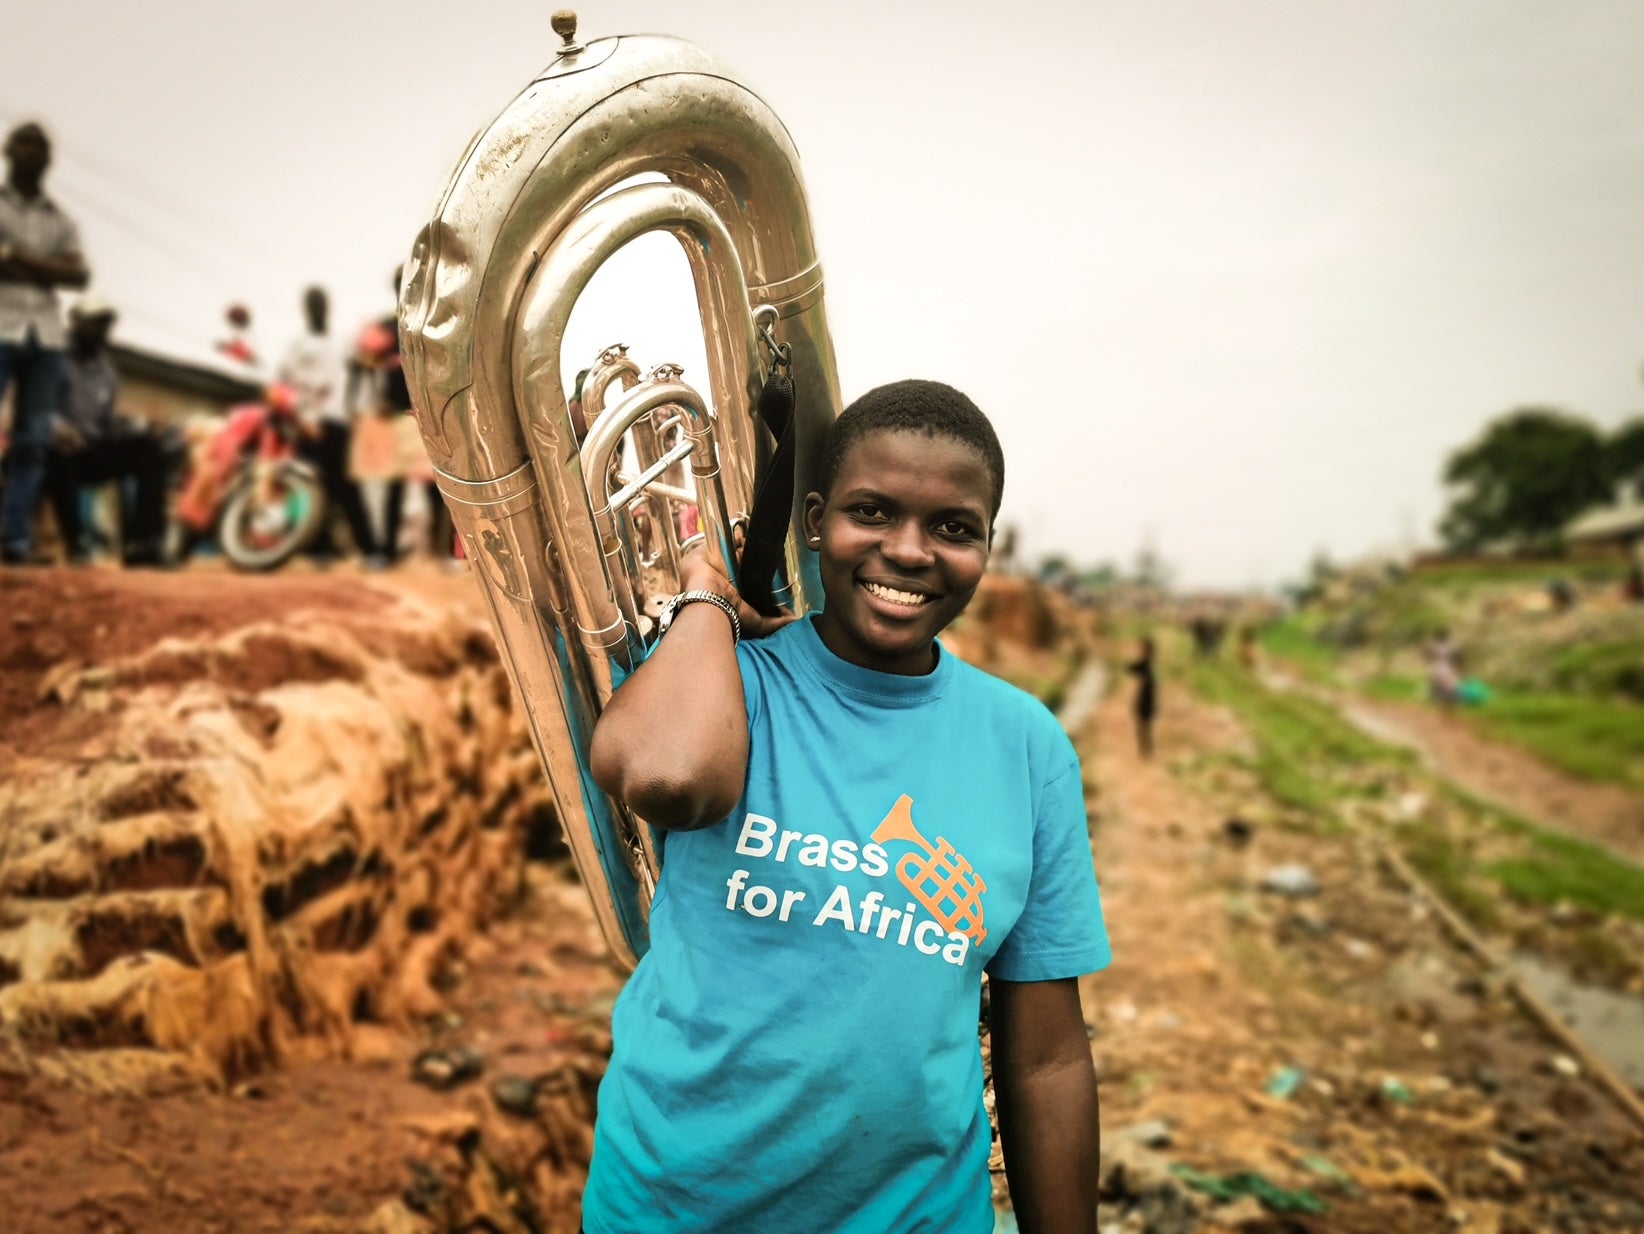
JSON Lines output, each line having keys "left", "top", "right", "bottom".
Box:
{"left": 1439, "top": 409, "right": 1612, "bottom": 551}
{"left": 1610, "top": 417, "right": 1644, "bottom": 493}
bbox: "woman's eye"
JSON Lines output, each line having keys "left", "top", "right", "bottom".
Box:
{"left": 937, "top": 520, "right": 977, "bottom": 538}
{"left": 851, "top": 504, "right": 887, "bottom": 521}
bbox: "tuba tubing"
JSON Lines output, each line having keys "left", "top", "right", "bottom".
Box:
{"left": 398, "top": 20, "right": 843, "bottom": 969}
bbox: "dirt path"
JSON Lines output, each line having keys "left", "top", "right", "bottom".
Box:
{"left": 1081, "top": 666, "right": 1644, "bottom": 1233}
{"left": 1334, "top": 693, "right": 1644, "bottom": 866}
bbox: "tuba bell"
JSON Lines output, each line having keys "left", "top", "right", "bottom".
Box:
{"left": 397, "top": 12, "right": 842, "bottom": 970}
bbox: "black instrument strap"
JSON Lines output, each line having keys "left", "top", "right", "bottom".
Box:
{"left": 737, "top": 368, "right": 796, "bottom": 618}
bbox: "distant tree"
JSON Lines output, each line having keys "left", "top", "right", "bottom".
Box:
{"left": 1438, "top": 409, "right": 1612, "bottom": 551}
{"left": 1036, "top": 554, "right": 1072, "bottom": 585}
{"left": 1131, "top": 544, "right": 1172, "bottom": 591}
{"left": 1610, "top": 417, "right": 1644, "bottom": 494}
{"left": 1079, "top": 561, "right": 1120, "bottom": 590}
{"left": 1308, "top": 549, "right": 1337, "bottom": 587}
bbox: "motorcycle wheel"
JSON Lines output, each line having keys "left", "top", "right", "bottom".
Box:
{"left": 219, "top": 464, "right": 328, "bottom": 571}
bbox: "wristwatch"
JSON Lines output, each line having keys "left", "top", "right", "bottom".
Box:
{"left": 657, "top": 589, "right": 740, "bottom": 643}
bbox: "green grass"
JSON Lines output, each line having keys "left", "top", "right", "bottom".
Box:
{"left": 1362, "top": 673, "right": 1422, "bottom": 702}
{"left": 1467, "top": 692, "right": 1644, "bottom": 794}
{"left": 1183, "top": 657, "right": 1407, "bottom": 821}
{"left": 1412, "top": 559, "right": 1628, "bottom": 587}
{"left": 1257, "top": 615, "right": 1341, "bottom": 685}
{"left": 1181, "top": 657, "right": 1644, "bottom": 934}
{"left": 1479, "top": 805, "right": 1644, "bottom": 922}
{"left": 1401, "top": 830, "right": 1503, "bottom": 930}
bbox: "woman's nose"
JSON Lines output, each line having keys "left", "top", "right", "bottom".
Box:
{"left": 880, "top": 521, "right": 934, "bottom": 567}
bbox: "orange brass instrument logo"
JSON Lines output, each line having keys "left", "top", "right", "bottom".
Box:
{"left": 870, "top": 795, "right": 988, "bottom": 944}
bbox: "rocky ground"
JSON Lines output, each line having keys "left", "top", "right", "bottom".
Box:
{"left": 2, "top": 564, "right": 1641, "bottom": 1232}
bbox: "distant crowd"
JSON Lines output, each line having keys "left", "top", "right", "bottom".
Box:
{"left": 0, "top": 119, "right": 456, "bottom": 570}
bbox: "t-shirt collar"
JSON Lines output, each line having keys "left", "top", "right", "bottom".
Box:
{"left": 790, "top": 613, "right": 951, "bottom": 707}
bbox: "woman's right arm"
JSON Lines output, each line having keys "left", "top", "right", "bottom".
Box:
{"left": 590, "top": 548, "right": 787, "bottom": 830}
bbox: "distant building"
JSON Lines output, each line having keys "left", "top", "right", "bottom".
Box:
{"left": 1564, "top": 495, "right": 1644, "bottom": 560}
{"left": 111, "top": 342, "right": 263, "bottom": 428}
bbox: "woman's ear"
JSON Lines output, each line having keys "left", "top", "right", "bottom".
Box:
{"left": 801, "top": 492, "right": 825, "bottom": 548}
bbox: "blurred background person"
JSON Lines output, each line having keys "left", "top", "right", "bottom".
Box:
{"left": 215, "top": 302, "right": 262, "bottom": 374}
{"left": 0, "top": 120, "right": 89, "bottom": 565}
{"left": 1127, "top": 634, "right": 1158, "bottom": 758}
{"left": 44, "top": 296, "right": 170, "bottom": 565}
{"left": 351, "top": 266, "right": 457, "bottom": 566}
{"left": 280, "top": 284, "right": 381, "bottom": 565}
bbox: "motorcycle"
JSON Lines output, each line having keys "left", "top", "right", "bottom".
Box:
{"left": 170, "top": 383, "right": 328, "bottom": 570}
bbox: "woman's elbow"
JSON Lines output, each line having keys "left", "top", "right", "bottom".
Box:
{"left": 628, "top": 774, "right": 741, "bottom": 831}
{"left": 589, "top": 725, "right": 740, "bottom": 830}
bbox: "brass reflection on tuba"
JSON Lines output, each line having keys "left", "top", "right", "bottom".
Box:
{"left": 397, "top": 12, "right": 843, "bottom": 970}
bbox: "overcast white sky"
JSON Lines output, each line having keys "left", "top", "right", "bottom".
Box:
{"left": 8, "top": 0, "right": 1643, "bottom": 587}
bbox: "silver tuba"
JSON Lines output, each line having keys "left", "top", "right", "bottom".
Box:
{"left": 397, "top": 12, "right": 842, "bottom": 970}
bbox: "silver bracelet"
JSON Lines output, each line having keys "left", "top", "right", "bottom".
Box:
{"left": 657, "top": 589, "right": 740, "bottom": 643}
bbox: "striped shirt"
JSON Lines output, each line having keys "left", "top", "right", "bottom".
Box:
{"left": 0, "top": 185, "right": 83, "bottom": 348}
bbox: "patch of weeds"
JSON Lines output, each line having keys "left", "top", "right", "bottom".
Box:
{"left": 1466, "top": 691, "right": 1644, "bottom": 794}
{"left": 1436, "top": 785, "right": 1644, "bottom": 925}
{"left": 1258, "top": 615, "right": 1342, "bottom": 686}
{"left": 1362, "top": 673, "right": 1421, "bottom": 702}
{"left": 1399, "top": 830, "right": 1502, "bottom": 931}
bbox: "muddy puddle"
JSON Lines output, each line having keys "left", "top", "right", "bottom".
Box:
{"left": 1509, "top": 952, "right": 1644, "bottom": 1091}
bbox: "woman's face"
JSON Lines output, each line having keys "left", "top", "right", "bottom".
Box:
{"left": 803, "top": 429, "right": 993, "bottom": 675}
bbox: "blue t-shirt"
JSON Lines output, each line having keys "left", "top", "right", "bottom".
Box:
{"left": 584, "top": 615, "right": 1111, "bottom": 1234}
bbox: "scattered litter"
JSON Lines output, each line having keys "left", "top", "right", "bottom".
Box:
{"left": 1395, "top": 792, "right": 1428, "bottom": 821}
{"left": 1549, "top": 1054, "right": 1582, "bottom": 1078}
{"left": 1484, "top": 1147, "right": 1526, "bottom": 1188}
{"left": 1265, "top": 1066, "right": 1306, "bottom": 1100}
{"left": 1168, "top": 1165, "right": 1328, "bottom": 1214}
{"left": 1260, "top": 864, "right": 1321, "bottom": 898}
{"left": 1222, "top": 817, "right": 1256, "bottom": 847}
{"left": 1379, "top": 1076, "right": 1416, "bottom": 1105}
{"left": 411, "top": 1045, "right": 485, "bottom": 1091}
{"left": 1299, "top": 1155, "right": 1355, "bottom": 1190}
{"left": 1119, "top": 1118, "right": 1175, "bottom": 1148}
{"left": 489, "top": 1074, "right": 539, "bottom": 1118}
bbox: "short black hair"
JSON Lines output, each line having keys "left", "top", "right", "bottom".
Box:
{"left": 817, "top": 379, "right": 1005, "bottom": 520}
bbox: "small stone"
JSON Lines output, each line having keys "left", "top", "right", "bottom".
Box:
{"left": 1260, "top": 864, "right": 1320, "bottom": 897}
{"left": 411, "top": 1044, "right": 484, "bottom": 1090}
{"left": 1218, "top": 1195, "right": 1268, "bottom": 1227}
{"left": 489, "top": 1074, "right": 539, "bottom": 1119}
{"left": 1550, "top": 1054, "right": 1581, "bottom": 1077}
{"left": 1421, "top": 1031, "right": 1440, "bottom": 1051}
{"left": 1118, "top": 1118, "right": 1174, "bottom": 1148}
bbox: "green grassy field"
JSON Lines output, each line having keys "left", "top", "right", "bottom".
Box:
{"left": 1179, "top": 653, "right": 1644, "bottom": 934}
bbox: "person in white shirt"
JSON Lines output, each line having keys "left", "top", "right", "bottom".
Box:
{"left": 279, "top": 285, "right": 381, "bottom": 564}
{"left": 0, "top": 121, "right": 90, "bottom": 564}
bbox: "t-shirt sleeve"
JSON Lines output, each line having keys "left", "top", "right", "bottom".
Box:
{"left": 734, "top": 641, "right": 766, "bottom": 729}
{"left": 986, "top": 755, "right": 1111, "bottom": 982}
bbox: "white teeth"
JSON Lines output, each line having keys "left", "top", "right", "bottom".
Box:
{"left": 863, "top": 581, "right": 931, "bottom": 606}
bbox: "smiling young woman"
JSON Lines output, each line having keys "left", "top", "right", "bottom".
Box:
{"left": 585, "top": 379, "right": 1110, "bottom": 1234}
